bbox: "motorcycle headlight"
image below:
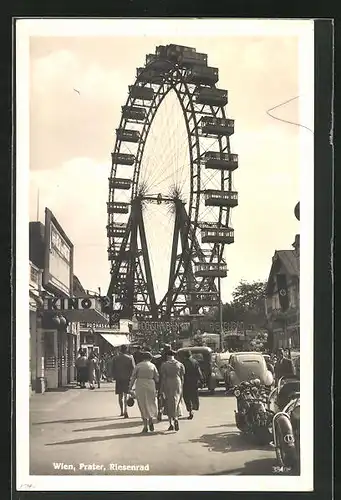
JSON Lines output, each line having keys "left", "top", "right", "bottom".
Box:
{"left": 234, "top": 389, "right": 241, "bottom": 397}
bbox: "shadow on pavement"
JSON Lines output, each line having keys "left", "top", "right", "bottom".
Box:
{"left": 45, "top": 385, "right": 78, "bottom": 392}
{"left": 46, "top": 430, "right": 165, "bottom": 445}
{"left": 206, "top": 458, "right": 277, "bottom": 476}
{"left": 206, "top": 423, "right": 236, "bottom": 429}
{"left": 200, "top": 390, "right": 231, "bottom": 398}
{"left": 73, "top": 420, "right": 145, "bottom": 432}
{"left": 189, "top": 431, "right": 274, "bottom": 453}
{"left": 32, "top": 416, "right": 119, "bottom": 426}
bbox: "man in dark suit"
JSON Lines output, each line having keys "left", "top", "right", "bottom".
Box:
{"left": 112, "top": 345, "right": 135, "bottom": 418}
{"left": 274, "top": 348, "right": 295, "bottom": 380}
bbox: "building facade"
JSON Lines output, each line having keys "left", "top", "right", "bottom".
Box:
{"left": 265, "top": 244, "right": 300, "bottom": 351}
{"left": 29, "top": 212, "right": 80, "bottom": 393}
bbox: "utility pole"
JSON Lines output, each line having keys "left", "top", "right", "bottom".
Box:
{"left": 218, "top": 276, "right": 223, "bottom": 351}
{"left": 36, "top": 188, "right": 40, "bottom": 221}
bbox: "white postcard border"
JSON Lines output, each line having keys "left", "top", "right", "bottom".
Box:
{"left": 16, "top": 18, "right": 315, "bottom": 492}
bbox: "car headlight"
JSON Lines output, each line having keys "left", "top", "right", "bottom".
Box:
{"left": 234, "top": 389, "right": 241, "bottom": 397}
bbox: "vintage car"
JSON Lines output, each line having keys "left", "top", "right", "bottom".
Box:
{"left": 177, "top": 346, "right": 217, "bottom": 393}
{"left": 227, "top": 351, "right": 274, "bottom": 387}
{"left": 212, "top": 351, "right": 231, "bottom": 389}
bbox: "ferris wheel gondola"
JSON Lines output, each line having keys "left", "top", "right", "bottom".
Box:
{"left": 107, "top": 43, "right": 239, "bottom": 321}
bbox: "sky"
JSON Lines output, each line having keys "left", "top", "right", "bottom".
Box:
{"left": 27, "top": 20, "right": 307, "bottom": 303}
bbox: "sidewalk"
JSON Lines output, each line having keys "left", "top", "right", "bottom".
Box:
{"left": 30, "top": 383, "right": 84, "bottom": 413}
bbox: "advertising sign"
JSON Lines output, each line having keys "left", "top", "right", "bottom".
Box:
{"left": 43, "top": 208, "right": 73, "bottom": 297}
{"left": 43, "top": 297, "right": 102, "bottom": 311}
{"left": 137, "top": 321, "right": 190, "bottom": 332}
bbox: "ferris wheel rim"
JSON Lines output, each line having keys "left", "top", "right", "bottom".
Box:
{"left": 107, "top": 49, "right": 234, "bottom": 318}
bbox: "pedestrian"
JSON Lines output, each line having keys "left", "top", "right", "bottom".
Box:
{"left": 129, "top": 351, "right": 159, "bottom": 433}
{"left": 181, "top": 349, "right": 203, "bottom": 420}
{"left": 88, "top": 352, "right": 99, "bottom": 390}
{"left": 263, "top": 354, "right": 275, "bottom": 376}
{"left": 75, "top": 348, "right": 83, "bottom": 386}
{"left": 112, "top": 345, "right": 135, "bottom": 418}
{"left": 133, "top": 345, "right": 144, "bottom": 365}
{"left": 75, "top": 349, "right": 88, "bottom": 388}
{"left": 274, "top": 348, "right": 295, "bottom": 381}
{"left": 95, "top": 353, "right": 101, "bottom": 388}
{"left": 160, "top": 349, "right": 185, "bottom": 431}
{"left": 152, "top": 348, "right": 167, "bottom": 421}
{"left": 106, "top": 353, "right": 113, "bottom": 382}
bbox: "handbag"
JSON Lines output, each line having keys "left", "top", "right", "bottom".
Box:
{"left": 126, "top": 396, "right": 135, "bottom": 407}
{"left": 127, "top": 389, "right": 136, "bottom": 407}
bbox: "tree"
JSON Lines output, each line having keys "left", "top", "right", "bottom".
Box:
{"left": 231, "top": 280, "right": 267, "bottom": 313}
{"left": 214, "top": 280, "right": 268, "bottom": 330}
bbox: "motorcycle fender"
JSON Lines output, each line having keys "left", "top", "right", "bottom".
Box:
{"left": 273, "top": 413, "right": 295, "bottom": 449}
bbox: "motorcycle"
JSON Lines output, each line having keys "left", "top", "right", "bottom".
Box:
{"left": 271, "top": 381, "right": 300, "bottom": 472}
{"left": 233, "top": 379, "right": 273, "bottom": 445}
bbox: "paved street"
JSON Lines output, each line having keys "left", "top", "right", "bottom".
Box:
{"left": 30, "top": 383, "right": 277, "bottom": 476}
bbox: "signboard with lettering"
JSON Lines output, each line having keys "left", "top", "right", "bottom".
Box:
{"left": 43, "top": 208, "right": 74, "bottom": 297}
{"left": 43, "top": 297, "right": 102, "bottom": 312}
{"left": 137, "top": 321, "right": 190, "bottom": 332}
{"left": 79, "top": 322, "right": 120, "bottom": 331}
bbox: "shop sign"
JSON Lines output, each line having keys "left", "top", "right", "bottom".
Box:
{"left": 138, "top": 321, "right": 190, "bottom": 332}
{"left": 43, "top": 208, "right": 74, "bottom": 297}
{"left": 80, "top": 322, "right": 113, "bottom": 330}
{"left": 43, "top": 297, "right": 101, "bottom": 311}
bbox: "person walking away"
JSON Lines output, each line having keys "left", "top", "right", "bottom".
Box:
{"left": 129, "top": 351, "right": 159, "bottom": 433}
{"left": 88, "top": 352, "right": 98, "bottom": 390}
{"left": 95, "top": 353, "right": 101, "bottom": 388}
{"left": 182, "top": 350, "right": 203, "bottom": 420}
{"left": 113, "top": 345, "right": 135, "bottom": 418}
{"left": 106, "top": 353, "right": 113, "bottom": 382}
{"left": 75, "top": 350, "right": 88, "bottom": 388}
{"left": 133, "top": 345, "right": 144, "bottom": 365}
{"left": 160, "top": 349, "right": 185, "bottom": 431}
{"left": 153, "top": 344, "right": 171, "bottom": 421}
{"left": 274, "top": 348, "right": 295, "bottom": 381}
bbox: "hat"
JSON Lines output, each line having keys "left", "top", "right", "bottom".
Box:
{"left": 141, "top": 351, "right": 153, "bottom": 361}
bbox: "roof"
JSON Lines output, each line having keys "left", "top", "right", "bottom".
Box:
{"left": 276, "top": 250, "right": 299, "bottom": 276}
{"left": 266, "top": 249, "right": 299, "bottom": 294}
{"left": 73, "top": 275, "right": 87, "bottom": 296}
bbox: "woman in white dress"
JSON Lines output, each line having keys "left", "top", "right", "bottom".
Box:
{"left": 129, "top": 351, "right": 159, "bottom": 433}
{"left": 160, "top": 350, "right": 185, "bottom": 431}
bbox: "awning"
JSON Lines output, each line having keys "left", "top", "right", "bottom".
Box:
{"left": 60, "top": 309, "right": 109, "bottom": 324}
{"left": 100, "top": 333, "right": 130, "bottom": 347}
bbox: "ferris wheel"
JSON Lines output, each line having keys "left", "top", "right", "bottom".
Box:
{"left": 107, "top": 44, "right": 238, "bottom": 321}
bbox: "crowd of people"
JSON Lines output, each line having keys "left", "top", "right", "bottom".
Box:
{"left": 75, "top": 343, "right": 204, "bottom": 433}
{"left": 75, "top": 343, "right": 298, "bottom": 433}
